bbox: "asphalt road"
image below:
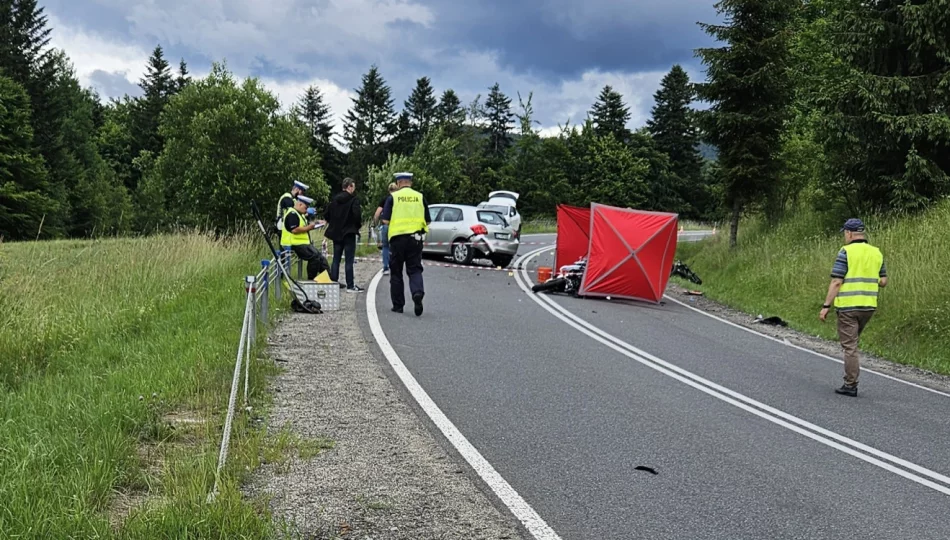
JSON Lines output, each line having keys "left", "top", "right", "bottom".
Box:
{"left": 365, "top": 232, "right": 950, "bottom": 540}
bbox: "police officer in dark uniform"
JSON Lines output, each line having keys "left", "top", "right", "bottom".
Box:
{"left": 379, "top": 172, "right": 431, "bottom": 316}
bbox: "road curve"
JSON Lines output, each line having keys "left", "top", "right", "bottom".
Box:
{"left": 363, "top": 233, "right": 950, "bottom": 540}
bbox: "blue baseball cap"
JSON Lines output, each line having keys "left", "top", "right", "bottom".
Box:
{"left": 841, "top": 218, "right": 865, "bottom": 232}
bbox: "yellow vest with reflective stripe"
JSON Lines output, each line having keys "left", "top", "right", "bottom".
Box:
{"left": 280, "top": 208, "right": 311, "bottom": 246}
{"left": 388, "top": 187, "right": 428, "bottom": 240}
{"left": 276, "top": 193, "right": 293, "bottom": 227}
{"left": 834, "top": 242, "right": 883, "bottom": 309}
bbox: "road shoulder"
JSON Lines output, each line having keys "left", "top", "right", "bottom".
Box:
{"left": 244, "top": 263, "right": 526, "bottom": 539}
{"left": 666, "top": 282, "right": 950, "bottom": 394}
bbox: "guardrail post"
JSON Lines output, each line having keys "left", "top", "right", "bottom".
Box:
{"left": 296, "top": 252, "right": 303, "bottom": 280}
{"left": 245, "top": 275, "right": 257, "bottom": 347}
{"left": 260, "top": 260, "right": 270, "bottom": 321}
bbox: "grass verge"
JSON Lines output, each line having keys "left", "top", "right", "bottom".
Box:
{"left": 675, "top": 202, "right": 950, "bottom": 375}
{"left": 521, "top": 217, "right": 715, "bottom": 235}
{"left": 0, "top": 232, "right": 302, "bottom": 538}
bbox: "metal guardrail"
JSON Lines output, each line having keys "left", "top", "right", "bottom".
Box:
{"left": 207, "top": 246, "right": 311, "bottom": 502}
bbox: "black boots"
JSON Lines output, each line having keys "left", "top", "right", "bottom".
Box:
{"left": 835, "top": 384, "right": 857, "bottom": 397}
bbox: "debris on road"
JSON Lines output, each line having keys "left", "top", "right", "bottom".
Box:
{"left": 754, "top": 315, "right": 788, "bottom": 327}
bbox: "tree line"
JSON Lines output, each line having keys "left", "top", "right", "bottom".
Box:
{"left": 1, "top": 0, "right": 947, "bottom": 245}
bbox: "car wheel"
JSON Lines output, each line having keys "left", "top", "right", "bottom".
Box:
{"left": 451, "top": 239, "right": 474, "bottom": 265}
{"left": 490, "top": 254, "right": 513, "bottom": 268}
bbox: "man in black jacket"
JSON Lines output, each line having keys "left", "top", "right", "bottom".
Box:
{"left": 324, "top": 178, "right": 363, "bottom": 292}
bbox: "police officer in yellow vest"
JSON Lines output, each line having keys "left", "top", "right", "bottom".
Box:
{"left": 380, "top": 172, "right": 431, "bottom": 316}
{"left": 819, "top": 218, "right": 888, "bottom": 397}
{"left": 280, "top": 194, "right": 329, "bottom": 281}
{"left": 276, "top": 180, "right": 309, "bottom": 232}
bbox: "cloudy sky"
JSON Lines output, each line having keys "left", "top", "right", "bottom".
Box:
{"left": 44, "top": 0, "right": 721, "bottom": 146}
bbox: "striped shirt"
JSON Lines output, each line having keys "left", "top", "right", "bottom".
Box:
{"left": 830, "top": 239, "right": 886, "bottom": 311}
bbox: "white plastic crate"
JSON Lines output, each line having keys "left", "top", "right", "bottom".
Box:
{"left": 292, "top": 281, "right": 341, "bottom": 311}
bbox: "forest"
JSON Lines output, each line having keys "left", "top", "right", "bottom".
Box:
{"left": 1, "top": 0, "right": 947, "bottom": 247}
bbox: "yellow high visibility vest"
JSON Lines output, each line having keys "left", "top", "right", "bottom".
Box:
{"left": 388, "top": 187, "right": 429, "bottom": 240}
{"left": 834, "top": 242, "right": 884, "bottom": 309}
{"left": 280, "top": 208, "right": 310, "bottom": 246}
{"left": 276, "top": 192, "right": 293, "bottom": 229}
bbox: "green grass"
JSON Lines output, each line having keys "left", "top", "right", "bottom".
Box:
{"left": 520, "top": 217, "right": 715, "bottom": 235}
{"left": 521, "top": 218, "right": 558, "bottom": 234}
{"left": 675, "top": 202, "right": 950, "bottom": 375}
{"left": 0, "top": 232, "right": 304, "bottom": 538}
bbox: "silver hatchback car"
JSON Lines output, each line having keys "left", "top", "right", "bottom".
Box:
{"left": 424, "top": 204, "right": 521, "bottom": 267}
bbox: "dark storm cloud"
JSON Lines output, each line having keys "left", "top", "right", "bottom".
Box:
{"left": 417, "top": 0, "right": 719, "bottom": 81}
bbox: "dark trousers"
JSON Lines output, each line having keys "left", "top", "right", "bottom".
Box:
{"left": 389, "top": 234, "right": 424, "bottom": 308}
{"left": 330, "top": 234, "right": 356, "bottom": 288}
{"left": 291, "top": 244, "right": 329, "bottom": 280}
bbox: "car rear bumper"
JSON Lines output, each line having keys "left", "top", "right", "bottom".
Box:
{"left": 473, "top": 235, "right": 520, "bottom": 256}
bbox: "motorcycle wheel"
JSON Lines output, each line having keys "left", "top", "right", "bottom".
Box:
{"left": 532, "top": 277, "right": 567, "bottom": 294}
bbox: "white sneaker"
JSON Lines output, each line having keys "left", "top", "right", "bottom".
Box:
{"left": 346, "top": 286, "right": 363, "bottom": 293}
{"left": 383, "top": 269, "right": 390, "bottom": 275}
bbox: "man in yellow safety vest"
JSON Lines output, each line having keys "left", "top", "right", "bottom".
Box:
{"left": 280, "top": 195, "right": 329, "bottom": 281}
{"left": 275, "top": 180, "right": 309, "bottom": 232}
{"left": 380, "top": 172, "right": 430, "bottom": 316}
{"left": 819, "top": 218, "right": 888, "bottom": 397}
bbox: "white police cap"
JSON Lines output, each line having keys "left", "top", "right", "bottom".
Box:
{"left": 296, "top": 195, "right": 314, "bottom": 205}
{"left": 394, "top": 172, "right": 413, "bottom": 180}
{"left": 293, "top": 180, "right": 309, "bottom": 191}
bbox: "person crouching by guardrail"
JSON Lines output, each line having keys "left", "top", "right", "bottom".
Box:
{"left": 281, "top": 195, "right": 330, "bottom": 280}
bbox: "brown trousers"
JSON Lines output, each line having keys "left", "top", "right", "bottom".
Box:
{"left": 836, "top": 309, "right": 875, "bottom": 386}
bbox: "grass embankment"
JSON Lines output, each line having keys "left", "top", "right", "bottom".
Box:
{"left": 675, "top": 203, "right": 950, "bottom": 375}
{"left": 0, "top": 233, "right": 300, "bottom": 538}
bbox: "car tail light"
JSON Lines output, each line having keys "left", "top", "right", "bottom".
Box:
{"left": 470, "top": 224, "right": 488, "bottom": 236}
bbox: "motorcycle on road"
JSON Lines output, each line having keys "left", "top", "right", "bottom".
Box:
{"left": 531, "top": 257, "right": 702, "bottom": 296}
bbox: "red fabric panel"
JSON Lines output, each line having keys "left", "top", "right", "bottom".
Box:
{"left": 554, "top": 204, "right": 591, "bottom": 270}
{"left": 579, "top": 203, "right": 678, "bottom": 303}
{"left": 634, "top": 218, "right": 678, "bottom": 301}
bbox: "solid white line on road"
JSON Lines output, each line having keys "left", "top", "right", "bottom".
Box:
{"left": 366, "top": 270, "right": 563, "bottom": 540}
{"left": 516, "top": 245, "right": 950, "bottom": 496}
{"left": 661, "top": 294, "right": 950, "bottom": 399}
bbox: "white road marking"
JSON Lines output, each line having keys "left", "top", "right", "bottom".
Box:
{"left": 366, "top": 270, "right": 562, "bottom": 540}
{"left": 662, "top": 294, "right": 950, "bottom": 399}
{"left": 516, "top": 245, "right": 950, "bottom": 496}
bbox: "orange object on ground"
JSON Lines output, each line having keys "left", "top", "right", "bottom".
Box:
{"left": 537, "top": 266, "right": 552, "bottom": 283}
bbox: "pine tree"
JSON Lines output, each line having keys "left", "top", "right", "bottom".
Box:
{"left": 0, "top": 0, "right": 72, "bottom": 236}
{"left": 0, "top": 0, "right": 52, "bottom": 86}
{"left": 816, "top": 0, "right": 950, "bottom": 212}
{"left": 389, "top": 110, "right": 414, "bottom": 156}
{"left": 129, "top": 45, "right": 175, "bottom": 190}
{"left": 694, "top": 0, "right": 797, "bottom": 247}
{"left": 343, "top": 64, "right": 397, "bottom": 149}
{"left": 404, "top": 76, "right": 437, "bottom": 146}
{"left": 435, "top": 89, "right": 466, "bottom": 134}
{"left": 175, "top": 59, "right": 190, "bottom": 92}
{"left": 294, "top": 85, "right": 343, "bottom": 191}
{"left": 483, "top": 82, "right": 513, "bottom": 158}
{"left": 0, "top": 73, "right": 50, "bottom": 240}
{"left": 589, "top": 85, "right": 631, "bottom": 142}
{"left": 295, "top": 85, "right": 334, "bottom": 147}
{"left": 646, "top": 65, "right": 705, "bottom": 218}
